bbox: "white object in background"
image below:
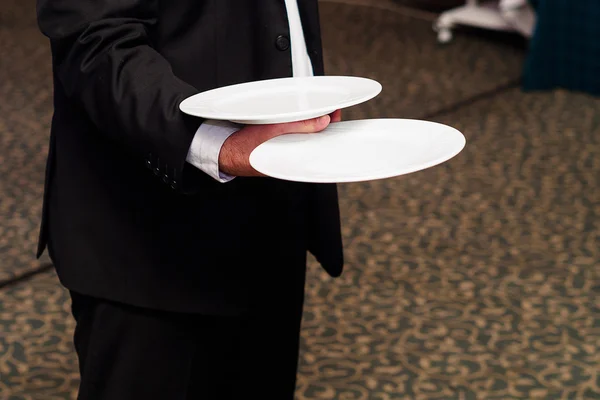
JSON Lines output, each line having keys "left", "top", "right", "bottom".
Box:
{"left": 179, "top": 76, "right": 382, "bottom": 125}
{"left": 249, "top": 119, "right": 466, "bottom": 183}
{"left": 433, "top": 0, "right": 532, "bottom": 44}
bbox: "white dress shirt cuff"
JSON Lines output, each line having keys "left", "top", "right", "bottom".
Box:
{"left": 186, "top": 119, "right": 242, "bottom": 182}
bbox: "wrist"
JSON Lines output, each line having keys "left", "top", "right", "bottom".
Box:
{"left": 217, "top": 134, "right": 237, "bottom": 176}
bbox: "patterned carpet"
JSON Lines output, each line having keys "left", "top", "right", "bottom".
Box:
{"left": 320, "top": 1, "right": 525, "bottom": 121}
{"left": 306, "top": 88, "right": 600, "bottom": 399}
{"left": 1, "top": 0, "right": 599, "bottom": 399}
{"left": 0, "top": 0, "right": 53, "bottom": 282}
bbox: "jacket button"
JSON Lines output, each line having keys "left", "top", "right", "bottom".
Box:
{"left": 275, "top": 34, "right": 290, "bottom": 51}
{"left": 146, "top": 159, "right": 152, "bottom": 169}
{"left": 162, "top": 174, "right": 170, "bottom": 184}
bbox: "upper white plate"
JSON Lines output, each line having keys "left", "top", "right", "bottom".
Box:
{"left": 249, "top": 119, "right": 466, "bottom": 183}
{"left": 179, "top": 76, "right": 382, "bottom": 124}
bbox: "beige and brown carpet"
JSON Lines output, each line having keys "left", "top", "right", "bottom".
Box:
{"left": 0, "top": 0, "right": 53, "bottom": 283}
{"left": 1, "top": 0, "right": 599, "bottom": 399}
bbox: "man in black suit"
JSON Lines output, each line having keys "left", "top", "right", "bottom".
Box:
{"left": 36, "top": 0, "right": 344, "bottom": 398}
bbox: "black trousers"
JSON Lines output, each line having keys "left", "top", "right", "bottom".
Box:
{"left": 69, "top": 269, "right": 306, "bottom": 400}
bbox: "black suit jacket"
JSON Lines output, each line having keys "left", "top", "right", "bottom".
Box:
{"left": 36, "top": 0, "right": 343, "bottom": 314}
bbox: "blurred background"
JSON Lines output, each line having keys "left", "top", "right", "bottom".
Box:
{"left": 1, "top": 0, "right": 599, "bottom": 398}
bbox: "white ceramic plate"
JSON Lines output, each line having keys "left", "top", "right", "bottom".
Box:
{"left": 249, "top": 119, "right": 466, "bottom": 183}
{"left": 179, "top": 76, "right": 382, "bottom": 124}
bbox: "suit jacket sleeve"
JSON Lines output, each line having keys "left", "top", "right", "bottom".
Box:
{"left": 37, "top": 0, "right": 202, "bottom": 192}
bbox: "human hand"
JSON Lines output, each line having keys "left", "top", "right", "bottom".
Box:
{"left": 218, "top": 112, "right": 338, "bottom": 177}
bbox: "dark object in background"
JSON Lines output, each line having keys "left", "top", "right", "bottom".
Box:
{"left": 522, "top": 0, "right": 600, "bottom": 97}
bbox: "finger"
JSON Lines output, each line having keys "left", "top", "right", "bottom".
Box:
{"left": 330, "top": 109, "right": 342, "bottom": 123}
{"left": 271, "top": 115, "right": 331, "bottom": 136}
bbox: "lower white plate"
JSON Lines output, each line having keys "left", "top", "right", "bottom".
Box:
{"left": 249, "top": 119, "right": 466, "bottom": 183}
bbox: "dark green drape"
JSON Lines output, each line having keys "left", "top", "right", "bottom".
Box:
{"left": 523, "top": 0, "right": 600, "bottom": 96}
